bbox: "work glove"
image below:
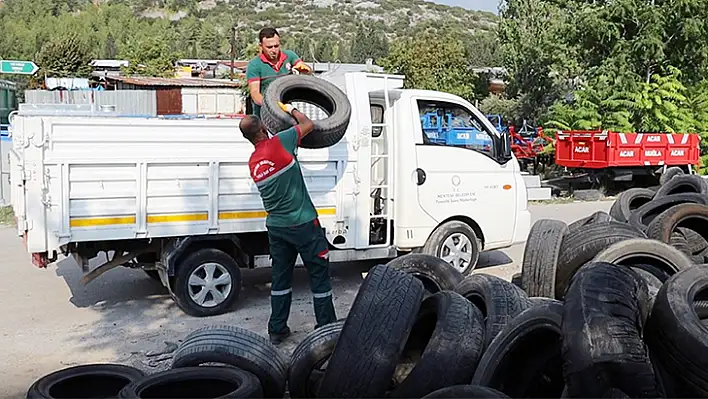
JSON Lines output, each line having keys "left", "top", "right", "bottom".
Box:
{"left": 278, "top": 102, "right": 296, "bottom": 115}
{"left": 293, "top": 63, "right": 312, "bottom": 74}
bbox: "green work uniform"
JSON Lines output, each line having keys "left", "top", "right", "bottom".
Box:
{"left": 247, "top": 125, "right": 337, "bottom": 335}
{"left": 246, "top": 50, "right": 302, "bottom": 117}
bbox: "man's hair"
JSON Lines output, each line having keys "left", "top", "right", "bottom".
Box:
{"left": 259, "top": 27, "right": 280, "bottom": 43}
{"left": 240, "top": 115, "right": 263, "bottom": 143}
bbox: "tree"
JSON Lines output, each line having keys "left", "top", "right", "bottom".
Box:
{"left": 120, "top": 35, "right": 179, "bottom": 77}
{"left": 349, "top": 23, "right": 389, "bottom": 63}
{"left": 380, "top": 32, "right": 476, "bottom": 101}
{"left": 35, "top": 31, "right": 92, "bottom": 78}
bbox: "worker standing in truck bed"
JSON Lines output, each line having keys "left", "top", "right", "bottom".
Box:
{"left": 246, "top": 27, "right": 312, "bottom": 117}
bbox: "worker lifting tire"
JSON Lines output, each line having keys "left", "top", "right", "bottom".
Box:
{"left": 171, "top": 248, "right": 242, "bottom": 317}
{"left": 261, "top": 75, "right": 352, "bottom": 149}
{"left": 420, "top": 220, "right": 481, "bottom": 276}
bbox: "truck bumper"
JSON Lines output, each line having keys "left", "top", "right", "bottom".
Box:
{"left": 512, "top": 209, "right": 531, "bottom": 246}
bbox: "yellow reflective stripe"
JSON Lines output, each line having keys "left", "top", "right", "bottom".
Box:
{"left": 69, "top": 208, "right": 337, "bottom": 227}
{"left": 147, "top": 213, "right": 208, "bottom": 223}
{"left": 70, "top": 216, "right": 136, "bottom": 227}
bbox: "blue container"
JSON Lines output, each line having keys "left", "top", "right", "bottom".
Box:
{"left": 420, "top": 112, "right": 493, "bottom": 150}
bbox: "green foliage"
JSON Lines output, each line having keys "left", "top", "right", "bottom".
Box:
{"left": 380, "top": 32, "right": 476, "bottom": 101}
{"left": 631, "top": 66, "right": 694, "bottom": 133}
{"left": 478, "top": 94, "right": 520, "bottom": 120}
{"left": 120, "top": 35, "right": 179, "bottom": 77}
{"left": 35, "top": 31, "right": 92, "bottom": 78}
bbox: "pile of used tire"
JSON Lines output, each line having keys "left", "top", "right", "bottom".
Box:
{"left": 26, "top": 171, "right": 708, "bottom": 398}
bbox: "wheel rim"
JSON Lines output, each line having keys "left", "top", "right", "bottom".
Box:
{"left": 188, "top": 262, "right": 233, "bottom": 308}
{"left": 439, "top": 233, "right": 474, "bottom": 273}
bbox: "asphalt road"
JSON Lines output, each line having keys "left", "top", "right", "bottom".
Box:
{"left": 0, "top": 200, "right": 612, "bottom": 397}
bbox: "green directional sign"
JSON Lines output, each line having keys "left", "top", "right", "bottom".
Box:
{"left": 0, "top": 60, "right": 39, "bottom": 75}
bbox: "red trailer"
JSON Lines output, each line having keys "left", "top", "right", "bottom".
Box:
{"left": 553, "top": 130, "right": 700, "bottom": 187}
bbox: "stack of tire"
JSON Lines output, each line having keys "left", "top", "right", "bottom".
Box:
{"left": 518, "top": 167, "right": 708, "bottom": 397}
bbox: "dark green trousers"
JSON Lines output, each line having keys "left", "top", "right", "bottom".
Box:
{"left": 267, "top": 218, "right": 337, "bottom": 335}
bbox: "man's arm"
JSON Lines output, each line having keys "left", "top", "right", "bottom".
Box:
{"left": 279, "top": 102, "right": 314, "bottom": 138}
{"left": 246, "top": 62, "right": 263, "bottom": 105}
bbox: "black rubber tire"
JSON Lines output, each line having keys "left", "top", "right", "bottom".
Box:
{"left": 678, "top": 227, "right": 708, "bottom": 254}
{"left": 511, "top": 273, "right": 522, "bottom": 288}
{"left": 118, "top": 366, "right": 262, "bottom": 398}
{"left": 386, "top": 253, "right": 463, "bottom": 294}
{"left": 171, "top": 325, "right": 288, "bottom": 398}
{"left": 608, "top": 188, "right": 655, "bottom": 223}
{"left": 628, "top": 193, "right": 708, "bottom": 232}
{"left": 670, "top": 231, "right": 693, "bottom": 257}
{"left": 317, "top": 264, "right": 425, "bottom": 398}
{"left": 645, "top": 265, "right": 708, "bottom": 397}
{"left": 171, "top": 248, "right": 242, "bottom": 317}
{"left": 555, "top": 221, "right": 646, "bottom": 299}
{"left": 521, "top": 219, "right": 568, "bottom": 298}
{"left": 695, "top": 300, "right": 708, "bottom": 319}
{"left": 567, "top": 211, "right": 613, "bottom": 231}
{"left": 654, "top": 174, "right": 708, "bottom": 198}
{"left": 631, "top": 266, "right": 663, "bottom": 311}
{"left": 421, "top": 221, "right": 481, "bottom": 277}
{"left": 27, "top": 364, "right": 145, "bottom": 399}
{"left": 659, "top": 166, "right": 684, "bottom": 185}
{"left": 261, "top": 74, "right": 351, "bottom": 149}
{"left": 454, "top": 273, "right": 532, "bottom": 349}
{"left": 647, "top": 203, "right": 708, "bottom": 248}
{"left": 143, "top": 270, "right": 161, "bottom": 281}
{"left": 592, "top": 238, "right": 693, "bottom": 279}
{"left": 470, "top": 300, "right": 565, "bottom": 398}
{"left": 561, "top": 262, "right": 661, "bottom": 398}
{"left": 391, "top": 291, "right": 486, "bottom": 398}
{"left": 288, "top": 320, "right": 345, "bottom": 398}
{"left": 422, "top": 385, "right": 510, "bottom": 399}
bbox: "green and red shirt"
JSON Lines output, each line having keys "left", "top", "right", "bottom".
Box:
{"left": 248, "top": 126, "right": 318, "bottom": 227}
{"left": 246, "top": 50, "right": 303, "bottom": 116}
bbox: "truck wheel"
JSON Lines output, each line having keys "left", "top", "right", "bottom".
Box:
{"left": 422, "top": 221, "right": 481, "bottom": 276}
{"left": 171, "top": 248, "right": 242, "bottom": 317}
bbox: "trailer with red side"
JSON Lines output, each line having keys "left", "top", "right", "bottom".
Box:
{"left": 552, "top": 130, "right": 701, "bottom": 188}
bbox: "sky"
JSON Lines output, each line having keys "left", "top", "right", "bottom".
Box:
{"left": 431, "top": 0, "right": 500, "bottom": 14}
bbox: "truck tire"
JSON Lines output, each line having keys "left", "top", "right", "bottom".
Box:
{"left": 422, "top": 385, "right": 510, "bottom": 398}
{"left": 647, "top": 203, "right": 708, "bottom": 246}
{"left": 171, "top": 248, "right": 242, "bottom": 317}
{"left": 391, "top": 291, "right": 486, "bottom": 398}
{"left": 421, "top": 220, "right": 481, "bottom": 277}
{"left": 118, "top": 367, "right": 262, "bottom": 398}
{"left": 678, "top": 227, "right": 708, "bottom": 254}
{"left": 521, "top": 219, "right": 568, "bottom": 298}
{"left": 288, "top": 320, "right": 345, "bottom": 398}
{"left": 27, "top": 364, "right": 145, "bottom": 399}
{"left": 645, "top": 265, "right": 708, "bottom": 397}
{"left": 654, "top": 174, "right": 708, "bottom": 198}
{"left": 555, "top": 222, "right": 646, "bottom": 299}
{"left": 471, "top": 300, "right": 565, "bottom": 399}
{"left": 454, "top": 273, "right": 532, "bottom": 349}
{"left": 608, "top": 188, "right": 655, "bottom": 223}
{"left": 317, "top": 264, "right": 424, "bottom": 398}
{"left": 627, "top": 193, "right": 708, "bottom": 232}
{"left": 261, "top": 75, "right": 351, "bottom": 149}
{"left": 660, "top": 166, "right": 684, "bottom": 185}
{"left": 561, "top": 262, "right": 661, "bottom": 398}
{"left": 171, "top": 325, "right": 288, "bottom": 398}
{"left": 386, "top": 253, "right": 463, "bottom": 294}
{"left": 567, "top": 211, "right": 612, "bottom": 231}
{"left": 592, "top": 238, "right": 693, "bottom": 280}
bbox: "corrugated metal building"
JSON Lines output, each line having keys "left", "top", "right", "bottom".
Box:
{"left": 107, "top": 76, "right": 245, "bottom": 115}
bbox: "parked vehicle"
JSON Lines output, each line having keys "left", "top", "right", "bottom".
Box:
{"left": 8, "top": 72, "right": 530, "bottom": 316}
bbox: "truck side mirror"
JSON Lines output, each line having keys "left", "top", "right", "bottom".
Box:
{"left": 500, "top": 129, "right": 513, "bottom": 162}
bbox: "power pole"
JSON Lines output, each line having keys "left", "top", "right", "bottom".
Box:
{"left": 230, "top": 26, "right": 236, "bottom": 81}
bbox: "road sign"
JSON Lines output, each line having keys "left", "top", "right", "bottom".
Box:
{"left": 0, "top": 60, "right": 39, "bottom": 75}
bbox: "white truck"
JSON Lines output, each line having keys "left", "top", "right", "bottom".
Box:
{"left": 8, "top": 72, "right": 530, "bottom": 316}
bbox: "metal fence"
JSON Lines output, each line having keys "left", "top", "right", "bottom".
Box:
{"left": 24, "top": 90, "right": 157, "bottom": 116}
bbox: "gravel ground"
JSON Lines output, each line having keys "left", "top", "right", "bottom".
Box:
{"left": 0, "top": 200, "right": 612, "bottom": 397}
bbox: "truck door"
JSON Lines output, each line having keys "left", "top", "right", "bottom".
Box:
{"left": 412, "top": 98, "right": 517, "bottom": 247}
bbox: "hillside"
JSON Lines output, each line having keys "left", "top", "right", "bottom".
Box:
{"left": 130, "top": 0, "right": 498, "bottom": 39}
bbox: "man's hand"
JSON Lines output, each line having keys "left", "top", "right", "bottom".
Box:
{"left": 293, "top": 63, "right": 312, "bottom": 74}
{"left": 278, "top": 101, "right": 296, "bottom": 115}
